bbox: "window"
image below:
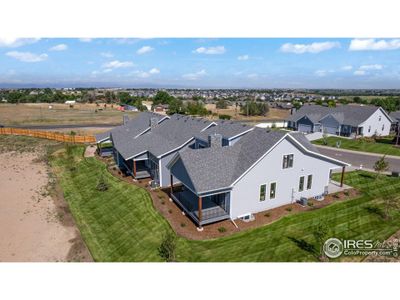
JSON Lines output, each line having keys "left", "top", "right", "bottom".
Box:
{"left": 379, "top": 116, "right": 382, "bottom": 121}
{"left": 299, "top": 176, "right": 305, "bottom": 192}
{"left": 270, "top": 182, "right": 276, "bottom": 199}
{"left": 259, "top": 184, "right": 266, "bottom": 201}
{"left": 307, "top": 174, "right": 312, "bottom": 190}
{"left": 368, "top": 126, "right": 371, "bottom": 133}
{"left": 282, "top": 154, "right": 294, "bottom": 169}
{"left": 382, "top": 124, "right": 385, "bottom": 131}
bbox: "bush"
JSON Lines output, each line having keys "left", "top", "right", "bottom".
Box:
{"left": 307, "top": 202, "right": 314, "bottom": 207}
{"left": 180, "top": 222, "right": 186, "bottom": 227}
{"left": 286, "top": 207, "right": 292, "bottom": 212}
{"left": 96, "top": 174, "right": 109, "bottom": 192}
{"left": 333, "top": 193, "right": 340, "bottom": 199}
{"left": 168, "top": 209, "right": 173, "bottom": 214}
{"left": 219, "top": 114, "right": 231, "bottom": 120}
{"left": 158, "top": 232, "right": 176, "bottom": 262}
{"left": 264, "top": 213, "right": 270, "bottom": 217}
{"left": 218, "top": 227, "right": 227, "bottom": 233}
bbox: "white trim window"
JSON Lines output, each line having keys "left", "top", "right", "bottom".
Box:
{"left": 270, "top": 182, "right": 276, "bottom": 199}
{"left": 259, "top": 184, "right": 266, "bottom": 202}
{"left": 307, "top": 174, "right": 313, "bottom": 190}
{"left": 299, "top": 176, "right": 305, "bottom": 192}
{"left": 282, "top": 154, "right": 294, "bottom": 169}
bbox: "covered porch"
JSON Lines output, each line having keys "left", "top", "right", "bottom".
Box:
{"left": 169, "top": 175, "right": 230, "bottom": 227}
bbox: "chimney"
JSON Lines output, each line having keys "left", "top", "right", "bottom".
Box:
{"left": 208, "top": 133, "right": 223, "bottom": 148}
{"left": 123, "top": 114, "right": 129, "bottom": 125}
{"left": 150, "top": 117, "right": 158, "bottom": 130}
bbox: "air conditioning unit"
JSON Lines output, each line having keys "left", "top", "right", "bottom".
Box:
{"left": 314, "top": 195, "right": 325, "bottom": 201}
{"left": 392, "top": 171, "right": 400, "bottom": 177}
{"left": 238, "top": 213, "right": 255, "bottom": 222}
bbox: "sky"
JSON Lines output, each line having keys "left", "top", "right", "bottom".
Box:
{"left": 1, "top": 38, "right": 400, "bottom": 89}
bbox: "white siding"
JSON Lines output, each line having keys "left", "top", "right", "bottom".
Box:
{"left": 230, "top": 137, "right": 341, "bottom": 219}
{"left": 359, "top": 108, "right": 391, "bottom": 137}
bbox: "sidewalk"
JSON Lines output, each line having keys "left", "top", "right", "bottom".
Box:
{"left": 315, "top": 145, "right": 400, "bottom": 160}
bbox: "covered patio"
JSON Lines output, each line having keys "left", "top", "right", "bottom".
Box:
{"left": 169, "top": 175, "right": 230, "bottom": 227}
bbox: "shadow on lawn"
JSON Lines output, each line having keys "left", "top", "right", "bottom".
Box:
{"left": 287, "top": 236, "right": 319, "bottom": 260}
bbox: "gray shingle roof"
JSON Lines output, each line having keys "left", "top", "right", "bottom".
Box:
{"left": 114, "top": 114, "right": 213, "bottom": 159}
{"left": 390, "top": 111, "right": 400, "bottom": 122}
{"left": 96, "top": 111, "right": 167, "bottom": 143}
{"left": 170, "top": 128, "right": 345, "bottom": 194}
{"left": 195, "top": 120, "right": 253, "bottom": 141}
{"left": 287, "top": 104, "right": 384, "bottom": 126}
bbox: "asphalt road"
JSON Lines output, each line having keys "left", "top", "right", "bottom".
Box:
{"left": 317, "top": 146, "right": 400, "bottom": 172}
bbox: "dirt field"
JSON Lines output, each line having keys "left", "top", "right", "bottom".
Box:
{"left": 205, "top": 103, "right": 290, "bottom": 121}
{"left": 0, "top": 103, "right": 138, "bottom": 126}
{"left": 0, "top": 136, "right": 92, "bottom": 262}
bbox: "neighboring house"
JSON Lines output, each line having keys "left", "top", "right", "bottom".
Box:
{"left": 390, "top": 111, "right": 400, "bottom": 145}
{"left": 287, "top": 104, "right": 392, "bottom": 137}
{"left": 256, "top": 120, "right": 288, "bottom": 129}
{"left": 167, "top": 128, "right": 349, "bottom": 227}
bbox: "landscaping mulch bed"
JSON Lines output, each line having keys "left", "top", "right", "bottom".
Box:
{"left": 98, "top": 155, "right": 361, "bottom": 240}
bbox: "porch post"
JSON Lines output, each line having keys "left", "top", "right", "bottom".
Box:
{"left": 170, "top": 174, "right": 173, "bottom": 195}
{"left": 340, "top": 166, "right": 345, "bottom": 187}
{"left": 133, "top": 160, "right": 137, "bottom": 178}
{"left": 198, "top": 196, "right": 202, "bottom": 225}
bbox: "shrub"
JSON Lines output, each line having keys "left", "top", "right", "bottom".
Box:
{"left": 219, "top": 114, "right": 231, "bottom": 120}
{"left": 161, "top": 200, "right": 165, "bottom": 205}
{"left": 96, "top": 174, "right": 109, "bottom": 192}
{"left": 158, "top": 232, "right": 176, "bottom": 262}
{"left": 218, "top": 227, "right": 227, "bottom": 233}
{"left": 307, "top": 202, "right": 314, "bottom": 207}
{"left": 333, "top": 193, "right": 340, "bottom": 199}
{"left": 344, "top": 191, "right": 350, "bottom": 196}
{"left": 168, "top": 209, "right": 173, "bottom": 214}
{"left": 286, "top": 207, "right": 292, "bottom": 212}
{"left": 180, "top": 222, "right": 186, "bottom": 227}
{"left": 264, "top": 213, "right": 270, "bottom": 217}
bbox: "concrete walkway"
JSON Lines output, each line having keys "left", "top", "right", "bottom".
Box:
{"left": 315, "top": 144, "right": 400, "bottom": 160}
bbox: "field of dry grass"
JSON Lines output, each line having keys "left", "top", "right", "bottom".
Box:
{"left": 205, "top": 104, "right": 290, "bottom": 121}
{"left": 0, "top": 103, "right": 138, "bottom": 126}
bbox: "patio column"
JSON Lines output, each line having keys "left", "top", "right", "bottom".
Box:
{"left": 198, "top": 196, "right": 202, "bottom": 225}
{"left": 170, "top": 174, "right": 173, "bottom": 195}
{"left": 133, "top": 160, "right": 137, "bottom": 178}
{"left": 340, "top": 166, "right": 345, "bottom": 187}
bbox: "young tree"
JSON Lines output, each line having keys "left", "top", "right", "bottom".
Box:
{"left": 312, "top": 220, "right": 329, "bottom": 261}
{"left": 216, "top": 99, "right": 228, "bottom": 109}
{"left": 374, "top": 155, "right": 389, "bottom": 178}
{"left": 382, "top": 195, "right": 400, "bottom": 220}
{"left": 158, "top": 232, "right": 176, "bottom": 262}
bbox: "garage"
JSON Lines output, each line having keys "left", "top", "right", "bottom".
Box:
{"left": 322, "top": 126, "right": 338, "bottom": 135}
{"left": 298, "top": 123, "right": 312, "bottom": 133}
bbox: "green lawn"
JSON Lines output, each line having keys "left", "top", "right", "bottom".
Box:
{"left": 52, "top": 146, "right": 400, "bottom": 262}
{"left": 313, "top": 136, "right": 400, "bottom": 156}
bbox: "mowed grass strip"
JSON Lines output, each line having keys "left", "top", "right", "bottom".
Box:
{"left": 52, "top": 151, "right": 172, "bottom": 262}
{"left": 53, "top": 146, "right": 400, "bottom": 262}
{"left": 313, "top": 136, "right": 400, "bottom": 157}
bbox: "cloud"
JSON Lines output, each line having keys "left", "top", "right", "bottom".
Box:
{"left": 136, "top": 46, "right": 154, "bottom": 55}
{"left": 182, "top": 69, "right": 207, "bottom": 80}
{"left": 0, "top": 38, "right": 40, "bottom": 48}
{"left": 280, "top": 41, "right": 340, "bottom": 54}
{"left": 79, "top": 38, "right": 92, "bottom": 42}
{"left": 315, "top": 70, "right": 328, "bottom": 77}
{"left": 354, "top": 70, "right": 366, "bottom": 76}
{"left": 247, "top": 73, "right": 258, "bottom": 79}
{"left": 359, "top": 64, "right": 383, "bottom": 70}
{"left": 6, "top": 51, "right": 48, "bottom": 62}
{"left": 193, "top": 46, "right": 226, "bottom": 55}
{"left": 49, "top": 44, "right": 68, "bottom": 51}
{"left": 237, "top": 54, "right": 249, "bottom": 61}
{"left": 100, "top": 52, "right": 114, "bottom": 58}
{"left": 341, "top": 65, "right": 353, "bottom": 71}
{"left": 102, "top": 60, "right": 134, "bottom": 69}
{"left": 349, "top": 39, "right": 400, "bottom": 51}
{"left": 132, "top": 68, "right": 160, "bottom": 78}
{"left": 149, "top": 68, "right": 160, "bottom": 74}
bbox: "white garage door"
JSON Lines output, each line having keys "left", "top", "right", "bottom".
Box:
{"left": 298, "top": 123, "right": 312, "bottom": 133}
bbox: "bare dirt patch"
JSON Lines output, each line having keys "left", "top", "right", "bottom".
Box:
{"left": 0, "top": 143, "right": 92, "bottom": 261}
{"left": 205, "top": 104, "right": 290, "bottom": 121}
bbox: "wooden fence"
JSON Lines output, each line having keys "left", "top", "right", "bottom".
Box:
{"left": 0, "top": 127, "right": 96, "bottom": 143}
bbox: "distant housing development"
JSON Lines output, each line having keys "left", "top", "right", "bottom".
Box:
{"left": 287, "top": 104, "right": 392, "bottom": 137}
{"left": 96, "top": 111, "right": 349, "bottom": 228}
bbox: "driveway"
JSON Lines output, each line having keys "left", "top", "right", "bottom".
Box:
{"left": 316, "top": 146, "right": 400, "bottom": 172}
